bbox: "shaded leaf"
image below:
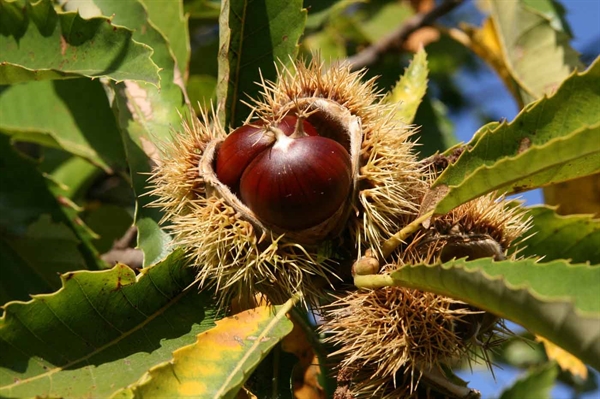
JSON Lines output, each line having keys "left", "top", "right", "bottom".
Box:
{"left": 0, "top": 215, "right": 87, "bottom": 305}
{"left": 359, "top": 2, "right": 413, "bottom": 43}
{"left": 87, "top": 0, "right": 189, "bottom": 266}
{"left": 0, "top": 0, "right": 159, "bottom": 85}
{"left": 85, "top": 204, "right": 134, "bottom": 254}
{"left": 0, "top": 135, "right": 102, "bottom": 303}
{"left": 487, "top": 0, "right": 582, "bottom": 106}
{"left": 185, "top": 0, "right": 221, "bottom": 19}
{"left": 117, "top": 300, "right": 295, "bottom": 398}
{"left": 448, "top": 18, "right": 520, "bottom": 102}
{"left": 354, "top": 258, "right": 600, "bottom": 369}
{"left": 304, "top": 0, "right": 362, "bottom": 31}
{"left": 142, "top": 0, "right": 190, "bottom": 81}
{"left": 543, "top": 174, "right": 600, "bottom": 217}
{"left": 282, "top": 310, "right": 328, "bottom": 399}
{"left": 217, "top": 0, "right": 306, "bottom": 128}
{"left": 499, "top": 362, "right": 559, "bottom": 399}
{"left": 384, "top": 47, "right": 428, "bottom": 125}
{"left": 518, "top": 206, "right": 600, "bottom": 265}
{"left": 428, "top": 58, "right": 600, "bottom": 214}
{"left": 0, "top": 79, "right": 127, "bottom": 173}
{"left": 301, "top": 27, "right": 347, "bottom": 65}
{"left": 187, "top": 74, "right": 218, "bottom": 111}
{"left": 413, "top": 94, "right": 457, "bottom": 159}
{"left": 0, "top": 251, "right": 217, "bottom": 398}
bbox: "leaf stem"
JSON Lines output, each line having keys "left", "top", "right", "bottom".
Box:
{"left": 354, "top": 273, "right": 397, "bottom": 289}
{"left": 381, "top": 210, "right": 434, "bottom": 259}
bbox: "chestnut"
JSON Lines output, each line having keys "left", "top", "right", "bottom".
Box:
{"left": 215, "top": 116, "right": 352, "bottom": 231}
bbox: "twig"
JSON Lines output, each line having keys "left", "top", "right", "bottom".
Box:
{"left": 381, "top": 210, "right": 434, "bottom": 259}
{"left": 347, "top": 0, "right": 464, "bottom": 71}
{"left": 100, "top": 226, "right": 144, "bottom": 268}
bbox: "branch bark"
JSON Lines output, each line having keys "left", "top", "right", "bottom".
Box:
{"left": 347, "top": 0, "right": 464, "bottom": 71}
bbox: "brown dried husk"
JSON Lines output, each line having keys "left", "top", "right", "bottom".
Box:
{"left": 148, "top": 60, "right": 425, "bottom": 307}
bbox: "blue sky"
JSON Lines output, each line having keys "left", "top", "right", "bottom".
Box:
{"left": 451, "top": 1, "right": 599, "bottom": 397}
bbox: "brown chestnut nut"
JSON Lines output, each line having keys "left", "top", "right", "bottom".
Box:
{"left": 215, "top": 116, "right": 352, "bottom": 231}
{"left": 215, "top": 116, "right": 317, "bottom": 194}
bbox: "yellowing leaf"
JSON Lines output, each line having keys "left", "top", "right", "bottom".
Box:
{"left": 384, "top": 48, "right": 428, "bottom": 124}
{"left": 487, "top": 0, "right": 582, "bottom": 106}
{"left": 450, "top": 19, "right": 519, "bottom": 101}
{"left": 537, "top": 336, "right": 588, "bottom": 379}
{"left": 543, "top": 174, "right": 600, "bottom": 217}
{"left": 118, "top": 300, "right": 296, "bottom": 398}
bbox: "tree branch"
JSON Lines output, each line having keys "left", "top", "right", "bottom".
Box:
{"left": 100, "top": 226, "right": 144, "bottom": 269}
{"left": 347, "top": 0, "right": 464, "bottom": 71}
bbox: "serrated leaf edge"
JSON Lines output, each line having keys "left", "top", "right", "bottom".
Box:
{"left": 0, "top": 262, "right": 189, "bottom": 391}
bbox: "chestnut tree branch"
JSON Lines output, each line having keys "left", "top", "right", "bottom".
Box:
{"left": 100, "top": 226, "right": 144, "bottom": 268}
{"left": 347, "top": 0, "right": 464, "bottom": 71}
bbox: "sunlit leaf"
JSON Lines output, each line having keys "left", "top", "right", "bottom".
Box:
{"left": 116, "top": 300, "right": 295, "bottom": 398}
{"left": 142, "top": 0, "right": 190, "bottom": 81}
{"left": 537, "top": 336, "right": 588, "bottom": 380}
{"left": 0, "top": 251, "right": 216, "bottom": 398}
{"left": 0, "top": 0, "right": 159, "bottom": 85}
{"left": 427, "top": 58, "right": 600, "bottom": 214}
{"left": 384, "top": 48, "right": 428, "bottom": 125}
{"left": 354, "top": 258, "right": 600, "bottom": 370}
{"left": 217, "top": 0, "right": 306, "bottom": 127}
{"left": 487, "top": 0, "right": 582, "bottom": 106}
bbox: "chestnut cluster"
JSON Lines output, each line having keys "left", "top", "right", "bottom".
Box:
{"left": 215, "top": 115, "right": 352, "bottom": 231}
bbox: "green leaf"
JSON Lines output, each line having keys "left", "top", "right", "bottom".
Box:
{"left": 85, "top": 204, "right": 134, "bottom": 254}
{"left": 0, "top": 251, "right": 218, "bottom": 398}
{"left": 499, "top": 362, "right": 559, "bottom": 399}
{"left": 217, "top": 0, "right": 306, "bottom": 128}
{"left": 185, "top": 0, "right": 221, "bottom": 19}
{"left": 141, "top": 0, "right": 190, "bottom": 81}
{"left": 88, "top": 0, "right": 188, "bottom": 266}
{"left": 359, "top": 1, "right": 413, "bottom": 44}
{"left": 488, "top": 0, "right": 582, "bottom": 106}
{"left": 187, "top": 74, "right": 218, "bottom": 111}
{"left": 0, "top": 78, "right": 127, "bottom": 173}
{"left": 0, "top": 135, "right": 102, "bottom": 303}
{"left": 384, "top": 48, "right": 428, "bottom": 125}
{"left": 354, "top": 258, "right": 600, "bottom": 370}
{"left": 429, "top": 58, "right": 600, "bottom": 214}
{"left": 1, "top": 215, "right": 87, "bottom": 305}
{"left": 49, "top": 156, "right": 101, "bottom": 200}
{"left": 301, "top": 27, "right": 347, "bottom": 64}
{"left": 518, "top": 206, "right": 600, "bottom": 265}
{"left": 116, "top": 300, "right": 295, "bottom": 398}
{"left": 412, "top": 94, "right": 458, "bottom": 159}
{"left": 304, "top": 0, "right": 362, "bottom": 31}
{"left": 0, "top": 0, "right": 160, "bottom": 85}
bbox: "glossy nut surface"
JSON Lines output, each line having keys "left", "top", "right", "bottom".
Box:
{"left": 215, "top": 121, "right": 274, "bottom": 193}
{"left": 215, "top": 116, "right": 352, "bottom": 231}
{"left": 240, "top": 135, "right": 352, "bottom": 230}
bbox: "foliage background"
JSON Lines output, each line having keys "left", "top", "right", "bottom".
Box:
{"left": 0, "top": 0, "right": 598, "bottom": 398}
